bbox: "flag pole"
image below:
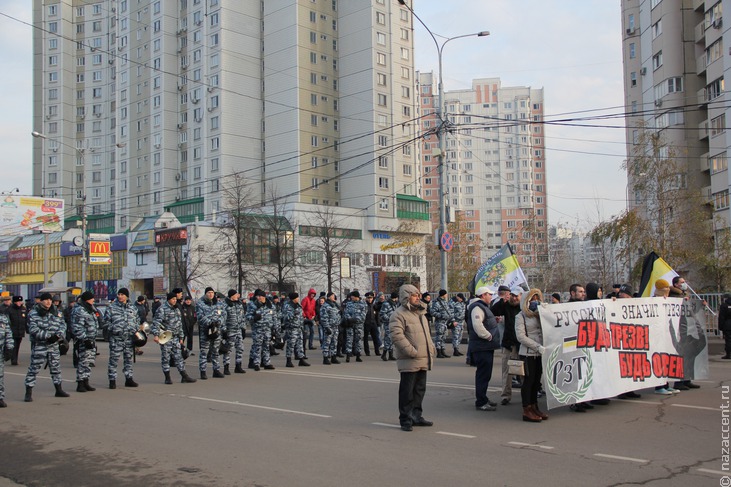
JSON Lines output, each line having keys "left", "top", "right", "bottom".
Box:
{"left": 685, "top": 283, "right": 716, "bottom": 316}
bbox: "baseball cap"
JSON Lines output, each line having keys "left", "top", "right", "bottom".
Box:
{"left": 476, "top": 286, "right": 496, "bottom": 297}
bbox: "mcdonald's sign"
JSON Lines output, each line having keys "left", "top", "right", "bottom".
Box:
{"left": 89, "top": 240, "right": 112, "bottom": 265}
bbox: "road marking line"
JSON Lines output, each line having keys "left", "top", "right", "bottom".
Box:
{"left": 270, "top": 370, "right": 495, "bottom": 391}
{"left": 436, "top": 431, "right": 476, "bottom": 439}
{"left": 594, "top": 453, "right": 649, "bottom": 463}
{"left": 189, "top": 396, "right": 331, "bottom": 418}
{"left": 614, "top": 399, "right": 663, "bottom": 405}
{"left": 507, "top": 441, "right": 554, "bottom": 450}
{"left": 697, "top": 468, "right": 728, "bottom": 476}
{"left": 372, "top": 422, "right": 401, "bottom": 429}
{"left": 671, "top": 404, "right": 720, "bottom": 411}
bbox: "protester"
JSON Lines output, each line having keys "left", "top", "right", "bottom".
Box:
{"left": 390, "top": 284, "right": 435, "bottom": 432}
{"left": 652, "top": 279, "right": 680, "bottom": 395}
{"left": 466, "top": 286, "right": 500, "bottom": 412}
{"left": 491, "top": 287, "right": 523, "bottom": 405}
{"left": 515, "top": 289, "right": 548, "bottom": 422}
{"left": 719, "top": 293, "right": 731, "bottom": 360}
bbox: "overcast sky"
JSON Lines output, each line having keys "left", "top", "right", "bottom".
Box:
{"left": 0, "top": 1, "right": 626, "bottom": 232}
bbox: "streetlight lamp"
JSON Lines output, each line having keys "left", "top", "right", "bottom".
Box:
{"left": 397, "top": 0, "right": 489, "bottom": 291}
{"left": 31, "top": 130, "right": 89, "bottom": 291}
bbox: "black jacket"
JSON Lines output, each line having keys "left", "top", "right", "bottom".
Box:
{"left": 719, "top": 298, "right": 731, "bottom": 332}
{"left": 490, "top": 298, "right": 521, "bottom": 349}
{"left": 7, "top": 303, "right": 27, "bottom": 337}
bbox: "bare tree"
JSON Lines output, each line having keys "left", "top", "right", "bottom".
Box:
{"left": 307, "top": 207, "right": 354, "bottom": 293}
{"left": 591, "top": 127, "right": 712, "bottom": 285}
{"left": 163, "top": 244, "right": 211, "bottom": 297}
{"left": 250, "top": 189, "right": 297, "bottom": 293}
{"left": 217, "top": 171, "right": 258, "bottom": 291}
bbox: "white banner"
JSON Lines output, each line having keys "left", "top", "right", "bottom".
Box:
{"left": 538, "top": 297, "right": 709, "bottom": 410}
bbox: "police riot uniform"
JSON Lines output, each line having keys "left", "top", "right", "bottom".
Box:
{"left": 71, "top": 302, "right": 100, "bottom": 387}
{"left": 25, "top": 304, "right": 66, "bottom": 394}
{"left": 430, "top": 297, "right": 452, "bottom": 356}
{"left": 223, "top": 297, "right": 247, "bottom": 373}
{"left": 104, "top": 298, "right": 140, "bottom": 386}
{"left": 152, "top": 300, "right": 194, "bottom": 383}
{"left": 448, "top": 297, "right": 467, "bottom": 354}
{"left": 196, "top": 296, "right": 227, "bottom": 377}
{"left": 319, "top": 299, "right": 341, "bottom": 363}
{"left": 343, "top": 298, "right": 367, "bottom": 360}
{"left": 378, "top": 298, "right": 399, "bottom": 360}
{"left": 282, "top": 299, "right": 306, "bottom": 365}
{"left": 0, "top": 314, "right": 14, "bottom": 405}
{"left": 246, "top": 298, "right": 276, "bottom": 370}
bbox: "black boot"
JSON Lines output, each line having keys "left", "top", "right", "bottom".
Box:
{"left": 164, "top": 371, "right": 173, "bottom": 384}
{"left": 355, "top": 354, "right": 363, "bottom": 363}
{"left": 83, "top": 379, "right": 96, "bottom": 391}
{"left": 388, "top": 351, "right": 396, "bottom": 361}
{"left": 24, "top": 386, "right": 33, "bottom": 402}
{"left": 109, "top": 380, "right": 116, "bottom": 390}
{"left": 125, "top": 377, "right": 139, "bottom": 387}
{"left": 181, "top": 371, "right": 197, "bottom": 383}
{"left": 298, "top": 358, "right": 310, "bottom": 367}
{"left": 0, "top": 399, "right": 6, "bottom": 408}
{"left": 263, "top": 363, "right": 275, "bottom": 370}
{"left": 286, "top": 358, "right": 295, "bottom": 368}
{"left": 270, "top": 345, "right": 279, "bottom": 356}
{"left": 453, "top": 348, "right": 463, "bottom": 357}
{"left": 441, "top": 348, "right": 451, "bottom": 358}
{"left": 224, "top": 364, "right": 231, "bottom": 375}
{"left": 723, "top": 354, "right": 731, "bottom": 359}
{"left": 54, "top": 383, "right": 70, "bottom": 398}
{"left": 330, "top": 356, "right": 340, "bottom": 364}
{"left": 323, "top": 357, "right": 331, "bottom": 365}
{"left": 200, "top": 370, "right": 208, "bottom": 380}
{"left": 212, "top": 369, "right": 225, "bottom": 378}
{"left": 436, "top": 349, "right": 445, "bottom": 358}
{"left": 76, "top": 381, "right": 87, "bottom": 393}
{"left": 248, "top": 359, "right": 255, "bottom": 369}
{"left": 234, "top": 364, "right": 246, "bottom": 373}
{"left": 381, "top": 350, "right": 388, "bottom": 361}
{"left": 346, "top": 354, "right": 351, "bottom": 363}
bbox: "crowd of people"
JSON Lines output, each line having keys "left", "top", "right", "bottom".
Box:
{"left": 0, "top": 276, "right": 726, "bottom": 431}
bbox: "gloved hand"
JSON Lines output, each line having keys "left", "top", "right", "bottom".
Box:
{"left": 84, "top": 339, "right": 95, "bottom": 349}
{"left": 241, "top": 329, "right": 247, "bottom": 340}
{"left": 47, "top": 334, "right": 60, "bottom": 344}
{"left": 324, "top": 327, "right": 332, "bottom": 336}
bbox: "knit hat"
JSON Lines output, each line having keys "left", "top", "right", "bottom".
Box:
{"left": 422, "top": 292, "right": 431, "bottom": 300}
{"left": 80, "top": 291, "right": 95, "bottom": 302}
{"left": 655, "top": 279, "right": 670, "bottom": 291}
{"left": 327, "top": 292, "right": 336, "bottom": 299}
{"left": 289, "top": 292, "right": 299, "bottom": 301}
{"left": 228, "top": 289, "right": 239, "bottom": 298}
{"left": 205, "top": 287, "right": 215, "bottom": 294}
{"left": 438, "top": 289, "right": 447, "bottom": 297}
{"left": 137, "top": 295, "right": 146, "bottom": 302}
{"left": 166, "top": 291, "right": 177, "bottom": 300}
{"left": 350, "top": 290, "right": 360, "bottom": 298}
{"left": 39, "top": 292, "right": 53, "bottom": 301}
{"left": 456, "top": 293, "right": 465, "bottom": 301}
{"left": 551, "top": 292, "right": 561, "bottom": 302}
{"left": 390, "top": 291, "right": 399, "bottom": 299}
{"left": 117, "top": 288, "right": 130, "bottom": 298}
{"left": 172, "top": 287, "right": 183, "bottom": 294}
{"left": 254, "top": 289, "right": 266, "bottom": 297}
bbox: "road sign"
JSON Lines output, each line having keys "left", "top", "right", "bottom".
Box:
{"left": 440, "top": 232, "right": 454, "bottom": 252}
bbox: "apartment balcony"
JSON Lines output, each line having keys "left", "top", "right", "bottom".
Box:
{"left": 697, "top": 53, "right": 707, "bottom": 75}
{"left": 698, "top": 120, "right": 709, "bottom": 140}
{"left": 700, "top": 153, "right": 710, "bottom": 172}
{"left": 698, "top": 87, "right": 708, "bottom": 107}
{"left": 693, "top": 0, "right": 705, "bottom": 12}
{"left": 695, "top": 21, "right": 706, "bottom": 43}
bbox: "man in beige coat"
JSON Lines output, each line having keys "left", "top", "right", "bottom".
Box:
{"left": 390, "top": 284, "right": 436, "bottom": 431}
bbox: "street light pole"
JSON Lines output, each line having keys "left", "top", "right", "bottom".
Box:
{"left": 397, "top": 0, "right": 488, "bottom": 291}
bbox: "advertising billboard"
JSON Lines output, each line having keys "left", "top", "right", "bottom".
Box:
{"left": 0, "top": 195, "right": 65, "bottom": 236}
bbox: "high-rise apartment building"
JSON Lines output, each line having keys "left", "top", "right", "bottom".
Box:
{"left": 621, "top": 0, "right": 723, "bottom": 278}
{"left": 417, "top": 74, "right": 549, "bottom": 281}
{"left": 32, "top": 0, "right": 426, "bottom": 233}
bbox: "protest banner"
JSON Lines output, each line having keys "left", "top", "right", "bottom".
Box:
{"left": 538, "top": 297, "right": 709, "bottom": 409}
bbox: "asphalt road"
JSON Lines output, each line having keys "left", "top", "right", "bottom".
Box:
{"left": 0, "top": 341, "right": 727, "bottom": 487}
